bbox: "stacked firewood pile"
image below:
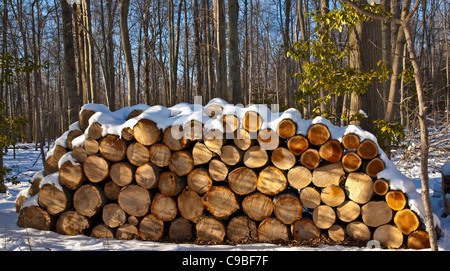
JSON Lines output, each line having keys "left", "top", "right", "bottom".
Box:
{"left": 16, "top": 100, "right": 432, "bottom": 249}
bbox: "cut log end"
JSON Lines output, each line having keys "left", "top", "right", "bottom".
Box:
{"left": 287, "top": 135, "right": 309, "bottom": 156}
{"left": 357, "top": 139, "right": 379, "bottom": 160}
{"left": 307, "top": 123, "right": 330, "bottom": 146}
{"left": 277, "top": 119, "right": 297, "bottom": 139}
{"left": 243, "top": 111, "right": 262, "bottom": 133}
{"left": 133, "top": 119, "right": 160, "bottom": 146}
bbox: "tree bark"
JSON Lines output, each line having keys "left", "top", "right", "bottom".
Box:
{"left": 119, "top": 0, "right": 136, "bottom": 106}
{"left": 228, "top": 0, "right": 241, "bottom": 103}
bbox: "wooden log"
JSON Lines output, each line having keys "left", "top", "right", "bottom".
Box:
{"left": 72, "top": 146, "right": 87, "bottom": 163}
{"left": 257, "top": 218, "right": 290, "bottom": 243}
{"left": 118, "top": 184, "right": 151, "bottom": 217}
{"left": 361, "top": 201, "right": 393, "bottom": 227}
{"left": 196, "top": 217, "right": 226, "bottom": 244}
{"left": 110, "top": 162, "right": 135, "bottom": 187}
{"left": 243, "top": 111, "right": 262, "bottom": 133}
{"left": 394, "top": 209, "right": 419, "bottom": 235}
{"left": 222, "top": 114, "right": 239, "bottom": 133}
{"left": 38, "top": 184, "right": 72, "bottom": 216}
{"left": 133, "top": 119, "right": 160, "bottom": 146}
{"left": 15, "top": 195, "right": 28, "bottom": 213}
{"left": 307, "top": 123, "right": 330, "bottom": 146}
{"left": 346, "top": 221, "right": 371, "bottom": 241}
{"left": 87, "top": 122, "right": 103, "bottom": 140}
{"left": 336, "top": 200, "right": 361, "bottom": 223}
{"left": 79, "top": 109, "right": 95, "bottom": 131}
{"left": 59, "top": 161, "right": 85, "bottom": 190}
{"left": 55, "top": 210, "right": 90, "bottom": 235}
{"left": 328, "top": 224, "right": 346, "bottom": 242}
{"left": 344, "top": 172, "right": 374, "bottom": 204}
{"left": 257, "top": 166, "right": 287, "bottom": 196}
{"left": 121, "top": 127, "right": 134, "bottom": 141}
{"left": 83, "top": 155, "right": 110, "bottom": 183}
{"left": 299, "top": 186, "right": 321, "bottom": 209}
{"left": 257, "top": 129, "right": 279, "bottom": 151}
{"left": 73, "top": 184, "right": 106, "bottom": 217}
{"left": 149, "top": 143, "right": 172, "bottom": 167}
{"left": 208, "top": 158, "right": 229, "bottom": 182}
{"left": 204, "top": 129, "right": 225, "bottom": 155}
{"left": 385, "top": 190, "right": 407, "bottom": 211}
{"left": 169, "top": 217, "right": 194, "bottom": 241}
{"left": 192, "top": 142, "right": 213, "bottom": 165}
{"left": 91, "top": 224, "right": 115, "bottom": 239}
{"left": 356, "top": 139, "right": 378, "bottom": 160}
{"left": 287, "top": 165, "right": 312, "bottom": 190}
{"left": 319, "top": 139, "right": 343, "bottom": 163}
{"left": 168, "top": 151, "right": 194, "bottom": 177}
{"left": 151, "top": 193, "right": 178, "bottom": 221}
{"left": 135, "top": 162, "right": 159, "bottom": 189}
{"left": 102, "top": 203, "right": 127, "bottom": 228}
{"left": 67, "top": 129, "right": 83, "bottom": 150}
{"left": 128, "top": 109, "right": 144, "bottom": 119}
{"left": 228, "top": 167, "right": 257, "bottom": 195}
{"left": 158, "top": 171, "right": 186, "bottom": 197}
{"left": 18, "top": 206, "right": 54, "bottom": 231}
{"left": 242, "top": 193, "right": 274, "bottom": 221}
{"left": 373, "top": 224, "right": 404, "bottom": 249}
{"left": 219, "top": 144, "right": 243, "bottom": 166}
{"left": 204, "top": 103, "right": 223, "bottom": 118}
{"left": 342, "top": 133, "right": 360, "bottom": 150}
{"left": 273, "top": 192, "right": 303, "bottom": 224}
{"left": 234, "top": 128, "right": 255, "bottom": 151}
{"left": 184, "top": 120, "right": 203, "bottom": 140}
{"left": 320, "top": 186, "right": 346, "bottom": 207}
{"left": 44, "top": 155, "right": 59, "bottom": 175}
{"left": 313, "top": 205, "right": 336, "bottom": 229}
{"left": 202, "top": 186, "right": 239, "bottom": 219}
{"left": 341, "top": 151, "right": 362, "bottom": 173}
{"left": 29, "top": 174, "right": 42, "bottom": 196}
{"left": 299, "top": 149, "right": 320, "bottom": 170}
{"left": 243, "top": 145, "right": 269, "bottom": 169}
{"left": 103, "top": 181, "right": 120, "bottom": 201}
{"left": 291, "top": 219, "right": 321, "bottom": 241}
{"left": 407, "top": 230, "right": 431, "bottom": 249}
{"left": 139, "top": 214, "right": 164, "bottom": 241}
{"left": 163, "top": 125, "right": 190, "bottom": 151}
{"left": 53, "top": 145, "right": 68, "bottom": 161}
{"left": 84, "top": 137, "right": 99, "bottom": 155}
{"left": 115, "top": 224, "right": 139, "bottom": 240}
{"left": 277, "top": 119, "right": 297, "bottom": 139}
{"left": 226, "top": 216, "right": 257, "bottom": 243}
{"left": 271, "top": 147, "right": 296, "bottom": 170}
{"left": 365, "top": 157, "right": 386, "bottom": 177}
{"left": 311, "top": 162, "right": 345, "bottom": 188}
{"left": 177, "top": 189, "right": 204, "bottom": 223}
{"left": 99, "top": 134, "right": 127, "bottom": 162}
{"left": 128, "top": 216, "right": 140, "bottom": 227}
{"left": 187, "top": 168, "right": 213, "bottom": 194}
{"left": 287, "top": 135, "right": 309, "bottom": 156}
{"left": 373, "top": 179, "right": 390, "bottom": 196}
{"left": 126, "top": 142, "right": 149, "bottom": 166}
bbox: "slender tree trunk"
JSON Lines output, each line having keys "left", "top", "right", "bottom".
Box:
{"left": 61, "top": 0, "right": 80, "bottom": 125}
{"left": 214, "top": 0, "right": 227, "bottom": 100}
{"left": 119, "top": 0, "right": 136, "bottom": 106}
{"left": 228, "top": 0, "right": 241, "bottom": 104}
{"left": 403, "top": 18, "right": 439, "bottom": 252}
{"left": 193, "top": 0, "right": 202, "bottom": 98}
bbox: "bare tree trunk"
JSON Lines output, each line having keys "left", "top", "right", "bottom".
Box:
{"left": 193, "top": 0, "right": 202, "bottom": 98}
{"left": 228, "top": 0, "right": 241, "bottom": 104}
{"left": 119, "top": 0, "right": 136, "bottom": 106}
{"left": 214, "top": 0, "right": 228, "bottom": 100}
{"left": 61, "top": 0, "right": 80, "bottom": 125}
{"left": 403, "top": 18, "right": 439, "bottom": 252}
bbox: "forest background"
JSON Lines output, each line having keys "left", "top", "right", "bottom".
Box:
{"left": 0, "top": 0, "right": 448, "bottom": 145}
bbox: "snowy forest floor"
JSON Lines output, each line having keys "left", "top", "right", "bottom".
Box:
{"left": 0, "top": 120, "right": 449, "bottom": 251}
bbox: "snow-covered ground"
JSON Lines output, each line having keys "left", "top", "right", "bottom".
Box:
{"left": 1, "top": 122, "right": 449, "bottom": 251}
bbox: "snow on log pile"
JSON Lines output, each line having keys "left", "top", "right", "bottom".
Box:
{"left": 16, "top": 98, "right": 440, "bottom": 249}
